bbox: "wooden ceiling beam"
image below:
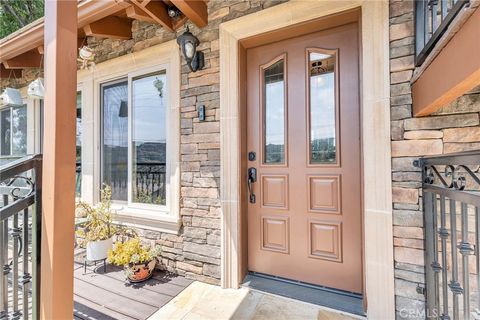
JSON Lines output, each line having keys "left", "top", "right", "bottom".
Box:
{"left": 3, "top": 50, "right": 42, "bottom": 69}
{"left": 138, "top": 0, "right": 152, "bottom": 6}
{"left": 131, "top": 0, "right": 173, "bottom": 32}
{"left": 170, "top": 0, "right": 207, "bottom": 28}
{"left": 125, "top": 5, "right": 156, "bottom": 23}
{"left": 83, "top": 16, "right": 132, "bottom": 40}
{"left": 0, "top": 64, "right": 22, "bottom": 78}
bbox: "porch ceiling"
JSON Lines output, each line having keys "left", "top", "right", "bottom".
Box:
{"left": 0, "top": 0, "right": 207, "bottom": 77}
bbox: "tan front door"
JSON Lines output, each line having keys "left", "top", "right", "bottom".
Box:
{"left": 246, "top": 23, "right": 362, "bottom": 293}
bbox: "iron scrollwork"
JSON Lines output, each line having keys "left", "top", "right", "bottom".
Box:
{"left": 422, "top": 164, "right": 480, "bottom": 192}
{"left": 1, "top": 175, "right": 35, "bottom": 199}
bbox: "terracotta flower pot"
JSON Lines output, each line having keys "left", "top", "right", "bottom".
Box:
{"left": 126, "top": 259, "right": 156, "bottom": 283}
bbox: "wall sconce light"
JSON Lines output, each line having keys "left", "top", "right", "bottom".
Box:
{"left": 177, "top": 26, "right": 204, "bottom": 72}
{"left": 167, "top": 6, "right": 181, "bottom": 18}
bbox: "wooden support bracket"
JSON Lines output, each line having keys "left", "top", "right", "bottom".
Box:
{"left": 83, "top": 16, "right": 133, "bottom": 40}
{"left": 3, "top": 50, "right": 42, "bottom": 69}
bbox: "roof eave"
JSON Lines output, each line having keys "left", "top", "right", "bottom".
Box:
{"left": 0, "top": 0, "right": 129, "bottom": 62}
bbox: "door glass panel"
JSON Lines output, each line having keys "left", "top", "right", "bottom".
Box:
{"left": 309, "top": 51, "right": 337, "bottom": 164}
{"left": 1, "top": 109, "right": 11, "bottom": 156}
{"left": 263, "top": 58, "right": 285, "bottom": 164}
{"left": 132, "top": 72, "right": 167, "bottom": 205}
{"left": 102, "top": 81, "right": 128, "bottom": 201}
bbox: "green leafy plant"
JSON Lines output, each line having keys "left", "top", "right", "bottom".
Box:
{"left": 75, "top": 185, "right": 117, "bottom": 246}
{"left": 108, "top": 237, "right": 161, "bottom": 267}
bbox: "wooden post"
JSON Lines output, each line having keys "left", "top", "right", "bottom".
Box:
{"left": 41, "top": 0, "right": 77, "bottom": 319}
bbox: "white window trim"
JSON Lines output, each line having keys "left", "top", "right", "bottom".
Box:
{"left": 77, "top": 40, "right": 181, "bottom": 233}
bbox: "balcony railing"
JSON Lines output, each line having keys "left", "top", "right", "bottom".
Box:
{"left": 0, "top": 155, "right": 42, "bottom": 319}
{"left": 415, "top": 151, "right": 480, "bottom": 319}
{"left": 415, "top": 0, "right": 469, "bottom": 66}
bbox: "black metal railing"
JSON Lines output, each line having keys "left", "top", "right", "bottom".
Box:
{"left": 134, "top": 162, "right": 166, "bottom": 205}
{"left": 415, "top": 0, "right": 469, "bottom": 66}
{"left": 0, "top": 155, "right": 42, "bottom": 319}
{"left": 104, "top": 162, "right": 166, "bottom": 204}
{"left": 415, "top": 151, "right": 480, "bottom": 319}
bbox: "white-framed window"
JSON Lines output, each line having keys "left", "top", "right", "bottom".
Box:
{"left": 0, "top": 104, "right": 27, "bottom": 157}
{"left": 77, "top": 40, "right": 181, "bottom": 233}
{"left": 101, "top": 67, "right": 169, "bottom": 211}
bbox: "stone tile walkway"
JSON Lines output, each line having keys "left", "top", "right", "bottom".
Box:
{"left": 148, "top": 281, "right": 365, "bottom": 320}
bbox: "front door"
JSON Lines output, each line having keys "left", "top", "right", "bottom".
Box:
{"left": 246, "top": 23, "right": 362, "bottom": 293}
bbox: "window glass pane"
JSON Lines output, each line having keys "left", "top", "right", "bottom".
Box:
{"left": 102, "top": 81, "right": 128, "bottom": 201}
{"left": 309, "top": 51, "right": 336, "bottom": 164}
{"left": 11, "top": 105, "right": 27, "bottom": 155}
{"left": 1, "top": 109, "right": 11, "bottom": 156}
{"left": 263, "top": 59, "right": 285, "bottom": 164}
{"left": 132, "top": 72, "right": 167, "bottom": 205}
{"left": 76, "top": 92, "right": 82, "bottom": 197}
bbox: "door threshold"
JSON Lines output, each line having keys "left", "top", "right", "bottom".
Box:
{"left": 242, "top": 272, "right": 365, "bottom": 317}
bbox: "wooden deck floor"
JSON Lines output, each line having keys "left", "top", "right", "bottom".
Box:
{"left": 73, "top": 262, "right": 193, "bottom": 320}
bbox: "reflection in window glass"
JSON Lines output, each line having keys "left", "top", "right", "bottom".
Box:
{"left": 1, "top": 109, "right": 11, "bottom": 156}
{"left": 11, "top": 105, "right": 27, "bottom": 155}
{"left": 76, "top": 92, "right": 82, "bottom": 196}
{"left": 263, "top": 59, "right": 285, "bottom": 164}
{"left": 132, "top": 72, "right": 167, "bottom": 205}
{"left": 0, "top": 105, "right": 27, "bottom": 157}
{"left": 102, "top": 81, "right": 128, "bottom": 201}
{"left": 309, "top": 51, "right": 336, "bottom": 164}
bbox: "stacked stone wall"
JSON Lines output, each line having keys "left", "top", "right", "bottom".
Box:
{"left": 390, "top": 0, "right": 480, "bottom": 318}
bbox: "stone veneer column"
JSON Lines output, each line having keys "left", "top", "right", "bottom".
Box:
{"left": 390, "top": 0, "right": 480, "bottom": 318}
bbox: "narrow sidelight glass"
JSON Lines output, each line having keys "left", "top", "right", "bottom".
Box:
{"left": 132, "top": 72, "right": 167, "bottom": 205}
{"left": 308, "top": 51, "right": 337, "bottom": 164}
{"left": 263, "top": 58, "right": 285, "bottom": 164}
{"left": 102, "top": 80, "right": 128, "bottom": 201}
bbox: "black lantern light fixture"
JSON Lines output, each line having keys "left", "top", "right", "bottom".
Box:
{"left": 177, "top": 26, "right": 204, "bottom": 72}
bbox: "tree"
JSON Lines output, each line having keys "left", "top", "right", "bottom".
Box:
{"left": 0, "top": 0, "right": 44, "bottom": 39}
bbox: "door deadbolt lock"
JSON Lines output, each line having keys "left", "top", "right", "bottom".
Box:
{"left": 248, "top": 152, "right": 256, "bottom": 161}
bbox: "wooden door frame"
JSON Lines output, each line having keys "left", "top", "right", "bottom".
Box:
{"left": 219, "top": 1, "right": 393, "bottom": 319}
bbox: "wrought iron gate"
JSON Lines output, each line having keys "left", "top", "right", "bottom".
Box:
{"left": 416, "top": 151, "right": 480, "bottom": 320}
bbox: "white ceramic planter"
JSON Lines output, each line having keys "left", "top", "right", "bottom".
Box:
{"left": 86, "top": 237, "right": 113, "bottom": 261}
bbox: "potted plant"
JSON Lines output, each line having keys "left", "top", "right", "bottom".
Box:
{"left": 76, "top": 185, "right": 117, "bottom": 261}
{"left": 108, "top": 237, "right": 161, "bottom": 283}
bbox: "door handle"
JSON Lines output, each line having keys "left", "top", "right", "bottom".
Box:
{"left": 247, "top": 167, "right": 257, "bottom": 203}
